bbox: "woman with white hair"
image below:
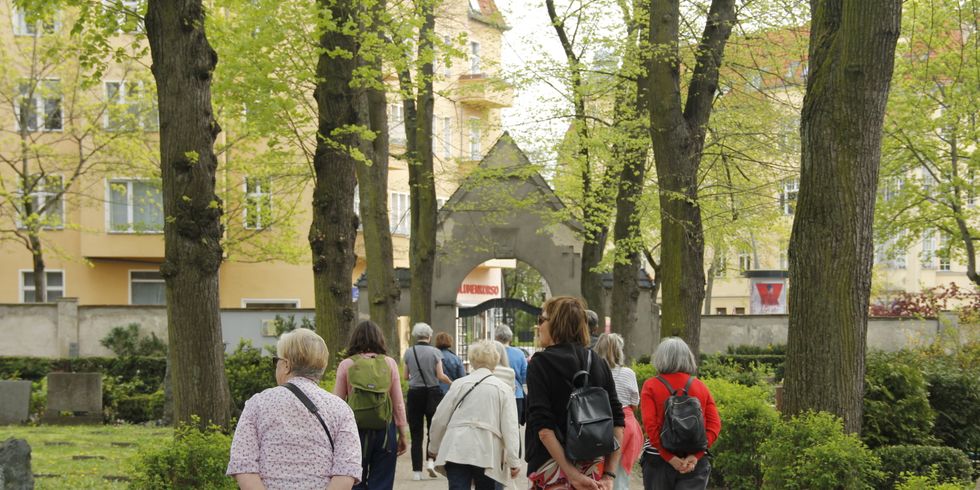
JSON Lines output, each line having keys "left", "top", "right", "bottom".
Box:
{"left": 639, "top": 337, "right": 721, "bottom": 490}
{"left": 429, "top": 340, "right": 522, "bottom": 489}
{"left": 492, "top": 340, "right": 516, "bottom": 393}
{"left": 594, "top": 333, "right": 643, "bottom": 490}
{"left": 402, "top": 322, "right": 453, "bottom": 480}
{"left": 227, "top": 328, "right": 362, "bottom": 489}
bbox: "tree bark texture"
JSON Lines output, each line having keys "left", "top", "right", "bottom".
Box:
{"left": 310, "top": 0, "right": 360, "bottom": 360}
{"left": 783, "top": 0, "right": 901, "bottom": 433}
{"left": 356, "top": 0, "right": 400, "bottom": 350}
{"left": 145, "top": 0, "right": 232, "bottom": 429}
{"left": 29, "top": 234, "right": 46, "bottom": 303}
{"left": 408, "top": 2, "right": 437, "bottom": 327}
{"left": 647, "top": 0, "right": 735, "bottom": 357}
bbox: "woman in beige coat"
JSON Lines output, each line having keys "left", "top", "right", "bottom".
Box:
{"left": 428, "top": 340, "right": 522, "bottom": 490}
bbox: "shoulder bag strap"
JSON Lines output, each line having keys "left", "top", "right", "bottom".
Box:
{"left": 412, "top": 346, "right": 432, "bottom": 388}
{"left": 445, "top": 374, "right": 494, "bottom": 429}
{"left": 283, "top": 382, "right": 335, "bottom": 451}
{"left": 681, "top": 375, "right": 696, "bottom": 396}
{"left": 656, "top": 375, "right": 677, "bottom": 396}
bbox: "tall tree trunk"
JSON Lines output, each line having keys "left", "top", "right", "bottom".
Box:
{"left": 145, "top": 0, "right": 231, "bottom": 429}
{"left": 356, "top": 0, "right": 400, "bottom": 349}
{"left": 647, "top": 0, "right": 735, "bottom": 357}
{"left": 783, "top": 0, "right": 901, "bottom": 433}
{"left": 407, "top": 0, "right": 437, "bottom": 327}
{"left": 310, "top": 0, "right": 360, "bottom": 360}
{"left": 29, "top": 235, "right": 46, "bottom": 303}
{"left": 703, "top": 258, "right": 716, "bottom": 315}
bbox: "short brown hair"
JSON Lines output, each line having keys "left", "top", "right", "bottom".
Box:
{"left": 434, "top": 332, "right": 453, "bottom": 349}
{"left": 347, "top": 320, "right": 387, "bottom": 356}
{"left": 542, "top": 296, "right": 590, "bottom": 346}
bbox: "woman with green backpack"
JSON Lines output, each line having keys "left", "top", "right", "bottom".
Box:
{"left": 334, "top": 321, "right": 409, "bottom": 490}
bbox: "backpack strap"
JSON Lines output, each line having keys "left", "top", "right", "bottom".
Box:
{"left": 656, "top": 375, "right": 677, "bottom": 396}
{"left": 571, "top": 348, "right": 593, "bottom": 388}
{"left": 283, "top": 382, "right": 335, "bottom": 451}
{"left": 681, "top": 375, "right": 696, "bottom": 396}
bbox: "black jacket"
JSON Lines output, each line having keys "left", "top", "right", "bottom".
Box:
{"left": 525, "top": 342, "right": 625, "bottom": 473}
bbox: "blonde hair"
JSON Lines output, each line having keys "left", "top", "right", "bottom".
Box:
{"left": 468, "top": 340, "right": 500, "bottom": 370}
{"left": 277, "top": 328, "right": 329, "bottom": 380}
{"left": 594, "top": 333, "right": 625, "bottom": 368}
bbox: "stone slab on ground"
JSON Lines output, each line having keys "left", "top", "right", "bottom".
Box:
{"left": 0, "top": 381, "right": 31, "bottom": 425}
{"left": 0, "top": 438, "right": 34, "bottom": 490}
{"left": 42, "top": 372, "right": 102, "bottom": 425}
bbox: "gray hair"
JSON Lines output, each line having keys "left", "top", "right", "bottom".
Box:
{"left": 585, "top": 310, "right": 599, "bottom": 334}
{"left": 653, "top": 337, "right": 698, "bottom": 374}
{"left": 594, "top": 333, "right": 625, "bottom": 368}
{"left": 493, "top": 341, "right": 510, "bottom": 368}
{"left": 468, "top": 340, "right": 500, "bottom": 370}
{"left": 495, "top": 325, "right": 513, "bottom": 343}
{"left": 412, "top": 322, "right": 433, "bottom": 341}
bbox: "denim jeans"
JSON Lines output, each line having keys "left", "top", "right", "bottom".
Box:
{"left": 445, "top": 461, "right": 503, "bottom": 490}
{"left": 353, "top": 422, "right": 398, "bottom": 490}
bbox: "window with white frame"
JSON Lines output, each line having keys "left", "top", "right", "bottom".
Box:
{"left": 468, "top": 118, "right": 481, "bottom": 160}
{"left": 389, "top": 192, "right": 410, "bottom": 235}
{"left": 388, "top": 104, "right": 406, "bottom": 145}
{"left": 714, "top": 254, "right": 727, "bottom": 277}
{"left": 921, "top": 165, "right": 938, "bottom": 195}
{"left": 938, "top": 233, "right": 951, "bottom": 271}
{"left": 108, "top": 179, "right": 163, "bottom": 232}
{"left": 921, "top": 229, "right": 937, "bottom": 268}
{"left": 882, "top": 176, "right": 904, "bottom": 202}
{"left": 874, "top": 234, "right": 907, "bottom": 269}
{"left": 469, "top": 41, "right": 481, "bottom": 74}
{"left": 15, "top": 80, "right": 62, "bottom": 131}
{"left": 780, "top": 179, "right": 798, "bottom": 215}
{"left": 130, "top": 270, "right": 165, "bottom": 305}
{"left": 442, "top": 35, "right": 453, "bottom": 77}
{"left": 20, "top": 270, "right": 64, "bottom": 303}
{"left": 244, "top": 177, "right": 272, "bottom": 230}
{"left": 17, "top": 175, "right": 64, "bottom": 229}
{"left": 105, "top": 80, "right": 158, "bottom": 130}
{"left": 12, "top": 7, "right": 57, "bottom": 36}
{"left": 103, "top": 0, "right": 142, "bottom": 32}
{"left": 442, "top": 117, "right": 452, "bottom": 159}
{"left": 738, "top": 250, "right": 752, "bottom": 272}
{"left": 243, "top": 299, "right": 299, "bottom": 309}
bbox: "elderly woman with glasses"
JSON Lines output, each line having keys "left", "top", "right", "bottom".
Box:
{"left": 227, "top": 328, "right": 362, "bottom": 490}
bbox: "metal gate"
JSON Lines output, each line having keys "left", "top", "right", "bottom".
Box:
{"left": 455, "top": 298, "right": 541, "bottom": 365}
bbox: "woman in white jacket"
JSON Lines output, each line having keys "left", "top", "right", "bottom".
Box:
{"left": 429, "top": 340, "right": 522, "bottom": 490}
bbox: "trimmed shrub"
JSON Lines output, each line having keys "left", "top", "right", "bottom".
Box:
{"left": 0, "top": 356, "right": 167, "bottom": 384}
{"left": 760, "top": 411, "right": 882, "bottom": 490}
{"left": 100, "top": 323, "right": 168, "bottom": 357}
{"left": 701, "top": 354, "right": 785, "bottom": 380}
{"left": 700, "top": 356, "right": 776, "bottom": 388}
{"left": 225, "top": 339, "right": 277, "bottom": 412}
{"left": 862, "top": 351, "right": 936, "bottom": 448}
{"left": 704, "top": 378, "right": 779, "bottom": 490}
{"left": 874, "top": 445, "right": 972, "bottom": 490}
{"left": 726, "top": 344, "right": 786, "bottom": 355}
{"left": 924, "top": 364, "right": 980, "bottom": 457}
{"left": 129, "top": 421, "right": 235, "bottom": 489}
{"left": 115, "top": 391, "right": 165, "bottom": 424}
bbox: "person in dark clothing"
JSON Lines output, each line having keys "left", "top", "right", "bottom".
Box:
{"left": 586, "top": 309, "right": 600, "bottom": 348}
{"left": 434, "top": 332, "right": 465, "bottom": 394}
{"left": 526, "top": 296, "right": 625, "bottom": 490}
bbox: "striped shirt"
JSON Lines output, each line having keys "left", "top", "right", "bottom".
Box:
{"left": 611, "top": 366, "right": 640, "bottom": 407}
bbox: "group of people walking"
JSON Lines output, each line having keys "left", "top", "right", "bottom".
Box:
{"left": 226, "top": 295, "right": 721, "bottom": 490}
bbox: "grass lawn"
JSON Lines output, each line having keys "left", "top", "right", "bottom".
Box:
{"left": 2, "top": 424, "right": 170, "bottom": 489}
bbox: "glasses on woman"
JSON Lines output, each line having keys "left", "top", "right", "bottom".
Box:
{"left": 271, "top": 356, "right": 281, "bottom": 370}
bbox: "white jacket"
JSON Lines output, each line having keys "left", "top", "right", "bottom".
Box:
{"left": 429, "top": 368, "right": 522, "bottom": 485}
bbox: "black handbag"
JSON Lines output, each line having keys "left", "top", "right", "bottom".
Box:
{"left": 564, "top": 349, "right": 617, "bottom": 462}
{"left": 413, "top": 346, "right": 445, "bottom": 413}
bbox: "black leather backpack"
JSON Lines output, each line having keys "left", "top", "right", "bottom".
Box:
{"left": 564, "top": 348, "right": 617, "bottom": 461}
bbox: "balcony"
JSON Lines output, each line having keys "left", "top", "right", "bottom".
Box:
{"left": 456, "top": 74, "right": 512, "bottom": 109}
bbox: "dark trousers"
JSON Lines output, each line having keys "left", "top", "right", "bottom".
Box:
{"left": 641, "top": 453, "right": 711, "bottom": 490}
{"left": 445, "top": 462, "right": 503, "bottom": 490}
{"left": 516, "top": 397, "right": 526, "bottom": 426}
{"left": 353, "top": 422, "right": 397, "bottom": 490}
{"left": 407, "top": 387, "right": 438, "bottom": 471}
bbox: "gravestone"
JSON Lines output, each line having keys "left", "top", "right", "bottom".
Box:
{"left": 0, "top": 438, "right": 34, "bottom": 490}
{"left": 0, "top": 381, "right": 31, "bottom": 425}
{"left": 42, "top": 372, "right": 102, "bottom": 425}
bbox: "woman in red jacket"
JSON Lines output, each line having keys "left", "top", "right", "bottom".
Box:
{"left": 639, "top": 337, "right": 721, "bottom": 490}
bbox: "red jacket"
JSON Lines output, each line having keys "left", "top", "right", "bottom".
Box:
{"left": 640, "top": 372, "right": 721, "bottom": 462}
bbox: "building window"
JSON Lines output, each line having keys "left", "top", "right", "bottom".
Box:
{"left": 442, "top": 35, "right": 453, "bottom": 77}
{"left": 108, "top": 179, "right": 164, "bottom": 233}
{"left": 715, "top": 307, "right": 727, "bottom": 315}
{"left": 882, "top": 176, "right": 904, "bottom": 202}
{"left": 734, "top": 307, "right": 746, "bottom": 315}
{"left": 442, "top": 117, "right": 452, "bottom": 159}
{"left": 12, "top": 7, "right": 57, "bottom": 36}
{"left": 389, "top": 191, "right": 410, "bottom": 235}
{"left": 921, "top": 165, "right": 938, "bottom": 196}
{"left": 105, "top": 0, "right": 143, "bottom": 32}
{"left": 20, "top": 270, "right": 64, "bottom": 303}
{"left": 470, "top": 41, "right": 481, "bottom": 74}
{"left": 713, "top": 255, "right": 727, "bottom": 277}
{"left": 242, "top": 299, "right": 300, "bottom": 309}
{"left": 780, "top": 179, "right": 798, "bottom": 215}
{"left": 468, "top": 118, "right": 481, "bottom": 160}
{"left": 130, "top": 270, "right": 165, "bottom": 305}
{"left": 388, "top": 104, "right": 406, "bottom": 145}
{"left": 17, "top": 175, "right": 64, "bottom": 229}
{"left": 938, "top": 233, "right": 951, "bottom": 271}
{"left": 921, "top": 229, "right": 936, "bottom": 268}
{"left": 15, "top": 80, "right": 62, "bottom": 131}
{"left": 738, "top": 250, "right": 752, "bottom": 272}
{"left": 875, "top": 234, "right": 907, "bottom": 269}
{"left": 105, "top": 81, "right": 158, "bottom": 130}
{"left": 244, "top": 177, "right": 272, "bottom": 230}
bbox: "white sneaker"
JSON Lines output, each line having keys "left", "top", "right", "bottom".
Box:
{"left": 412, "top": 471, "right": 423, "bottom": 481}
{"left": 426, "top": 460, "right": 439, "bottom": 478}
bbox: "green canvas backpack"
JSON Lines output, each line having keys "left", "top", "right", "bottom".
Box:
{"left": 346, "top": 354, "right": 393, "bottom": 430}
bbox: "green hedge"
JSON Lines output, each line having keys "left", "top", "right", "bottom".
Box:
{"left": 0, "top": 356, "right": 167, "bottom": 384}
{"left": 862, "top": 352, "right": 937, "bottom": 448}
{"left": 873, "top": 445, "right": 972, "bottom": 490}
{"left": 705, "top": 378, "right": 779, "bottom": 490}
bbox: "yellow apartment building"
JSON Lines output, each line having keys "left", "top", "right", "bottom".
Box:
{"left": 0, "top": 0, "right": 512, "bottom": 310}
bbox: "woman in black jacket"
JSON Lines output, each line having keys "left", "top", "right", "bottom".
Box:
{"left": 525, "top": 296, "right": 625, "bottom": 490}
